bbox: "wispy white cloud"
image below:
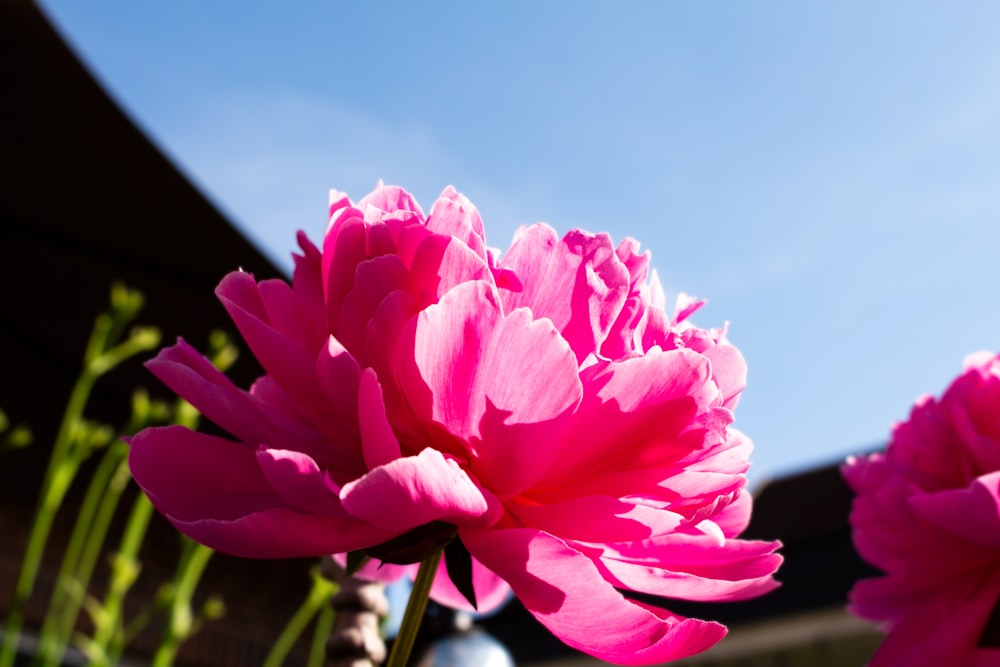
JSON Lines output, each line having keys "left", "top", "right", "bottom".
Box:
{"left": 151, "top": 89, "right": 533, "bottom": 273}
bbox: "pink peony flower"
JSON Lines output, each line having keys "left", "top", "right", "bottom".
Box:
{"left": 844, "top": 352, "right": 1000, "bottom": 667}
{"left": 129, "top": 184, "right": 781, "bottom": 665}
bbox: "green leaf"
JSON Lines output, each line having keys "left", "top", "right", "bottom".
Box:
{"left": 345, "top": 550, "right": 370, "bottom": 576}
{"left": 444, "top": 536, "right": 477, "bottom": 610}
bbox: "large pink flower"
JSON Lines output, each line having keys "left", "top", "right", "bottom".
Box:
{"left": 844, "top": 352, "right": 1000, "bottom": 667}
{"left": 129, "top": 184, "right": 781, "bottom": 664}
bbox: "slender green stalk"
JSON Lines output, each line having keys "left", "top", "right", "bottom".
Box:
{"left": 0, "top": 285, "right": 157, "bottom": 667}
{"left": 89, "top": 493, "right": 156, "bottom": 666}
{"left": 33, "top": 440, "right": 128, "bottom": 667}
{"left": 0, "top": 356, "right": 104, "bottom": 666}
{"left": 151, "top": 540, "right": 215, "bottom": 667}
{"left": 386, "top": 551, "right": 442, "bottom": 667}
{"left": 307, "top": 601, "right": 336, "bottom": 667}
{"left": 263, "top": 568, "right": 338, "bottom": 667}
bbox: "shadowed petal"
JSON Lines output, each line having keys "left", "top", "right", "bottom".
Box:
{"left": 463, "top": 528, "right": 727, "bottom": 665}
{"left": 129, "top": 425, "right": 287, "bottom": 521}
{"left": 175, "top": 510, "right": 394, "bottom": 559}
{"left": 256, "top": 447, "right": 343, "bottom": 515}
{"left": 128, "top": 426, "right": 392, "bottom": 557}
{"left": 358, "top": 368, "right": 402, "bottom": 469}
{"left": 146, "top": 339, "right": 319, "bottom": 449}
{"left": 217, "top": 272, "right": 327, "bottom": 415}
{"left": 909, "top": 471, "right": 1000, "bottom": 549}
{"left": 401, "top": 281, "right": 582, "bottom": 496}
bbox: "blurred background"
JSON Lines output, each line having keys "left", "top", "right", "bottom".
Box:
{"left": 34, "top": 0, "right": 1000, "bottom": 487}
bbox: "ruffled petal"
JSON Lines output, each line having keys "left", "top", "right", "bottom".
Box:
{"left": 128, "top": 426, "right": 391, "bottom": 557}
{"left": 401, "top": 280, "right": 582, "bottom": 497}
{"left": 358, "top": 368, "right": 403, "bottom": 469}
{"left": 597, "top": 534, "right": 782, "bottom": 602}
{"left": 340, "top": 448, "right": 502, "bottom": 532}
{"left": 174, "top": 510, "right": 393, "bottom": 559}
{"left": 463, "top": 528, "right": 727, "bottom": 665}
{"left": 146, "top": 339, "right": 320, "bottom": 449}
{"left": 909, "top": 471, "right": 1000, "bottom": 550}
{"left": 255, "top": 447, "right": 343, "bottom": 515}
{"left": 216, "top": 272, "right": 328, "bottom": 416}
{"left": 129, "top": 425, "right": 287, "bottom": 521}
{"left": 507, "top": 495, "right": 684, "bottom": 542}
{"left": 500, "top": 225, "right": 630, "bottom": 362}
{"left": 425, "top": 186, "right": 488, "bottom": 263}
{"left": 865, "top": 571, "right": 1000, "bottom": 667}
{"left": 541, "top": 348, "right": 721, "bottom": 490}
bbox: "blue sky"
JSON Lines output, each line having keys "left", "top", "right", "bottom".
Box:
{"left": 39, "top": 1, "right": 1000, "bottom": 487}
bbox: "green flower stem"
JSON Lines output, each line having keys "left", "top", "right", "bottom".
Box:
{"left": 307, "top": 600, "right": 336, "bottom": 667}
{"left": 91, "top": 493, "right": 156, "bottom": 667}
{"left": 387, "top": 550, "right": 442, "bottom": 667}
{"left": 0, "top": 418, "right": 96, "bottom": 667}
{"left": 263, "top": 567, "right": 338, "bottom": 667}
{"left": 0, "top": 350, "right": 105, "bottom": 667}
{"left": 0, "top": 285, "right": 156, "bottom": 667}
{"left": 152, "top": 540, "right": 215, "bottom": 667}
{"left": 34, "top": 440, "right": 129, "bottom": 667}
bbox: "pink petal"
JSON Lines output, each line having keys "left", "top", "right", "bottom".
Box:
{"left": 339, "top": 448, "right": 501, "bottom": 532}
{"left": 129, "top": 425, "right": 286, "bottom": 522}
{"left": 357, "top": 183, "right": 424, "bottom": 217}
{"left": 712, "top": 488, "right": 753, "bottom": 538}
{"left": 865, "top": 571, "right": 1000, "bottom": 667}
{"left": 336, "top": 254, "right": 410, "bottom": 355}
{"left": 255, "top": 447, "right": 343, "bottom": 515}
{"left": 358, "top": 368, "right": 402, "bottom": 470}
{"left": 506, "top": 495, "right": 685, "bottom": 542}
{"left": 429, "top": 550, "right": 511, "bottom": 614}
{"left": 462, "top": 528, "right": 727, "bottom": 665}
{"left": 541, "top": 348, "right": 721, "bottom": 489}
{"left": 291, "top": 230, "right": 327, "bottom": 337}
{"left": 701, "top": 344, "right": 747, "bottom": 409}
{"left": 128, "top": 426, "right": 392, "bottom": 557}
{"left": 146, "top": 339, "right": 319, "bottom": 450}
{"left": 401, "top": 280, "right": 582, "bottom": 497}
{"left": 909, "top": 471, "right": 1000, "bottom": 549}
{"left": 408, "top": 232, "right": 491, "bottom": 302}
{"left": 322, "top": 212, "right": 368, "bottom": 328}
{"left": 216, "top": 272, "right": 327, "bottom": 415}
{"left": 314, "top": 335, "right": 363, "bottom": 432}
{"left": 361, "top": 289, "right": 418, "bottom": 384}
{"left": 258, "top": 277, "right": 324, "bottom": 353}
{"left": 501, "top": 224, "right": 631, "bottom": 362}
{"left": 425, "top": 186, "right": 488, "bottom": 262}
{"left": 174, "top": 509, "right": 394, "bottom": 559}
{"left": 598, "top": 535, "right": 782, "bottom": 602}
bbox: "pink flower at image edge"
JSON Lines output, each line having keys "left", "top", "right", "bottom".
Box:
{"left": 844, "top": 351, "right": 1000, "bottom": 667}
{"left": 129, "top": 184, "right": 782, "bottom": 665}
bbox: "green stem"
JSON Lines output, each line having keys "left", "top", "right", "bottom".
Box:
{"left": 93, "top": 493, "right": 156, "bottom": 666}
{"left": 386, "top": 551, "right": 442, "bottom": 667}
{"left": 263, "top": 568, "right": 338, "bottom": 667}
{"left": 0, "top": 287, "right": 156, "bottom": 667}
{"left": 307, "top": 601, "right": 336, "bottom": 667}
{"left": 34, "top": 441, "right": 129, "bottom": 667}
{"left": 152, "top": 541, "right": 215, "bottom": 667}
